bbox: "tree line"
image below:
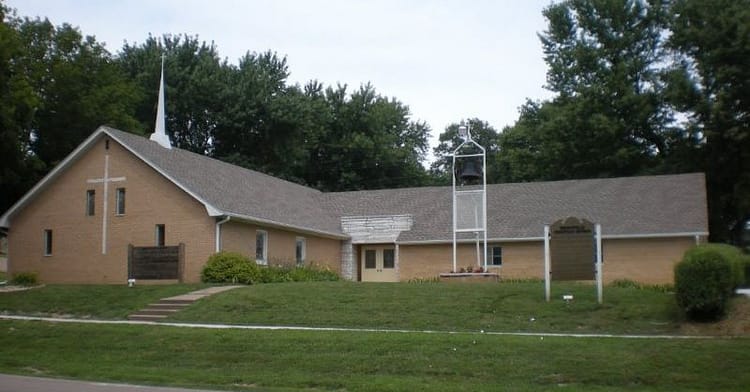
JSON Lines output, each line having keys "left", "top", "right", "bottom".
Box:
{"left": 1, "top": 0, "right": 748, "bottom": 242}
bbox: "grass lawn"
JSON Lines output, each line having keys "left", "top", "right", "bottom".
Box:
{"left": 169, "top": 281, "right": 684, "bottom": 335}
{"left": 1, "top": 320, "right": 749, "bottom": 391}
{"left": 0, "top": 284, "right": 208, "bottom": 319}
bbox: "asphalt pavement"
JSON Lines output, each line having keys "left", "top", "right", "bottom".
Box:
{"left": 0, "top": 374, "right": 224, "bottom": 392}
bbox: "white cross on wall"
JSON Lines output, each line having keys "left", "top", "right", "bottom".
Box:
{"left": 87, "top": 154, "right": 126, "bottom": 254}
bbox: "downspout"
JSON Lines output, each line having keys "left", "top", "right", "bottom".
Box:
{"left": 215, "top": 216, "right": 230, "bottom": 253}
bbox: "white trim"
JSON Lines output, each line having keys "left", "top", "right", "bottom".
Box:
{"left": 104, "top": 128, "right": 224, "bottom": 217}
{"left": 226, "top": 213, "right": 348, "bottom": 240}
{"left": 397, "top": 232, "right": 709, "bottom": 245}
{"left": 602, "top": 232, "right": 709, "bottom": 240}
{"left": 0, "top": 128, "right": 108, "bottom": 228}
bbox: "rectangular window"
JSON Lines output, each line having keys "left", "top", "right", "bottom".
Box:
{"left": 383, "top": 248, "right": 395, "bottom": 269}
{"left": 490, "top": 246, "right": 502, "bottom": 266}
{"left": 86, "top": 190, "right": 95, "bottom": 216}
{"left": 43, "top": 229, "right": 53, "bottom": 256}
{"left": 364, "top": 249, "right": 376, "bottom": 269}
{"left": 256, "top": 230, "right": 268, "bottom": 265}
{"left": 295, "top": 237, "right": 306, "bottom": 266}
{"left": 115, "top": 188, "right": 126, "bottom": 215}
{"left": 155, "top": 224, "right": 165, "bottom": 247}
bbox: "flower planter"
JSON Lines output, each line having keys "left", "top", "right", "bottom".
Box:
{"left": 438, "top": 272, "right": 500, "bottom": 283}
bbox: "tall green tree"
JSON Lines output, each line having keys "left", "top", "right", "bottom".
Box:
{"left": 119, "top": 34, "right": 229, "bottom": 153}
{"left": 13, "top": 16, "right": 141, "bottom": 168}
{"left": 212, "top": 51, "right": 304, "bottom": 178}
{"left": 0, "top": 4, "right": 41, "bottom": 213}
{"left": 307, "top": 83, "right": 431, "bottom": 191}
{"left": 668, "top": 0, "right": 750, "bottom": 240}
{"left": 499, "top": 0, "right": 686, "bottom": 182}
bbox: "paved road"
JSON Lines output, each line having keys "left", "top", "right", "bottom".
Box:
{"left": 0, "top": 374, "right": 223, "bottom": 392}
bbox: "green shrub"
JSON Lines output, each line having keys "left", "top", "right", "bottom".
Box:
{"left": 696, "top": 243, "right": 746, "bottom": 289}
{"left": 674, "top": 246, "right": 733, "bottom": 321}
{"left": 11, "top": 271, "right": 38, "bottom": 286}
{"left": 263, "top": 264, "right": 340, "bottom": 283}
{"left": 201, "top": 252, "right": 260, "bottom": 284}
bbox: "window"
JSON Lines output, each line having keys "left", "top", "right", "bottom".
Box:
{"left": 155, "top": 224, "right": 165, "bottom": 246}
{"left": 255, "top": 230, "right": 268, "bottom": 264}
{"left": 364, "top": 249, "right": 376, "bottom": 269}
{"left": 383, "top": 249, "right": 395, "bottom": 269}
{"left": 86, "top": 190, "right": 95, "bottom": 216}
{"left": 115, "top": 188, "right": 126, "bottom": 215}
{"left": 295, "top": 237, "right": 306, "bottom": 266}
{"left": 43, "top": 229, "right": 53, "bottom": 256}
{"left": 490, "top": 246, "right": 502, "bottom": 266}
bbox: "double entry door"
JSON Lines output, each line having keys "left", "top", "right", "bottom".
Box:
{"left": 361, "top": 245, "right": 397, "bottom": 282}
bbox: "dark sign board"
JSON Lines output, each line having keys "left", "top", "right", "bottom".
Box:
{"left": 550, "top": 217, "right": 595, "bottom": 281}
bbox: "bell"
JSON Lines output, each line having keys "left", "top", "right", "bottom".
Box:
{"left": 457, "top": 159, "right": 482, "bottom": 182}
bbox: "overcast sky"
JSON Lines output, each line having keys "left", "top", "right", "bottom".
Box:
{"left": 7, "top": 0, "right": 555, "bottom": 158}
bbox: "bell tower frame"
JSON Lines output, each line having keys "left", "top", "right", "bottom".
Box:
{"left": 452, "top": 123, "right": 488, "bottom": 272}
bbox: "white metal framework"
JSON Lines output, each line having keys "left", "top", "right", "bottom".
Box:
{"left": 452, "top": 124, "right": 488, "bottom": 272}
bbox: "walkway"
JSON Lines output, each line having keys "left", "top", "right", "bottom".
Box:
{"left": 127, "top": 285, "right": 242, "bottom": 321}
{"left": 0, "top": 314, "right": 722, "bottom": 340}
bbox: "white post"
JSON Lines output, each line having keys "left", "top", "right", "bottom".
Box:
{"left": 452, "top": 154, "right": 457, "bottom": 273}
{"left": 482, "top": 148, "right": 488, "bottom": 272}
{"left": 596, "top": 223, "right": 603, "bottom": 304}
{"left": 544, "top": 225, "right": 550, "bottom": 302}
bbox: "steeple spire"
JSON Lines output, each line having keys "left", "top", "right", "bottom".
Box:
{"left": 150, "top": 54, "right": 172, "bottom": 149}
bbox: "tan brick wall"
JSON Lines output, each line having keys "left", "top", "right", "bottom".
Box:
{"left": 396, "top": 237, "right": 697, "bottom": 284}
{"left": 7, "top": 136, "right": 215, "bottom": 283}
{"left": 398, "top": 243, "right": 484, "bottom": 280}
{"left": 220, "top": 221, "right": 341, "bottom": 273}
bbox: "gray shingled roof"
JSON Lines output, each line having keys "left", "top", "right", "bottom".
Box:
{"left": 322, "top": 173, "right": 708, "bottom": 242}
{"left": 106, "top": 128, "right": 709, "bottom": 241}
{"left": 106, "top": 127, "right": 343, "bottom": 237}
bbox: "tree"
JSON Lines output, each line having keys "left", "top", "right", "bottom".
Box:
{"left": 212, "top": 51, "right": 303, "bottom": 178}
{"left": 0, "top": 4, "right": 41, "bottom": 213}
{"left": 498, "top": 0, "right": 690, "bottom": 183}
{"left": 431, "top": 118, "right": 500, "bottom": 184}
{"left": 119, "top": 34, "right": 229, "bottom": 154}
{"left": 13, "top": 16, "right": 141, "bottom": 168}
{"left": 306, "top": 83, "right": 431, "bottom": 191}
{"left": 668, "top": 0, "right": 750, "bottom": 240}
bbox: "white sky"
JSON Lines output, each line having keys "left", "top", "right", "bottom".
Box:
{"left": 7, "top": 0, "right": 555, "bottom": 160}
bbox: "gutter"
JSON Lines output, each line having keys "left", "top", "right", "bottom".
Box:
{"left": 215, "top": 216, "right": 231, "bottom": 252}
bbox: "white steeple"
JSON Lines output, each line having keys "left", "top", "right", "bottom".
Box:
{"left": 150, "top": 54, "right": 172, "bottom": 149}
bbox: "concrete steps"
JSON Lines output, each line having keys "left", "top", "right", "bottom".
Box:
{"left": 127, "top": 285, "right": 242, "bottom": 322}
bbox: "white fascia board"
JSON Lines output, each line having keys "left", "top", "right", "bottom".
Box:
{"left": 602, "top": 232, "right": 709, "bottom": 240}
{"left": 103, "top": 128, "right": 225, "bottom": 219}
{"left": 0, "top": 126, "right": 109, "bottom": 229}
{"left": 226, "top": 213, "right": 349, "bottom": 240}
{"left": 396, "top": 232, "right": 709, "bottom": 245}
